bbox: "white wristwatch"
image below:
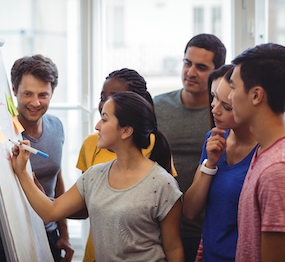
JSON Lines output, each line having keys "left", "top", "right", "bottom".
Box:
{"left": 200, "top": 159, "right": 218, "bottom": 175}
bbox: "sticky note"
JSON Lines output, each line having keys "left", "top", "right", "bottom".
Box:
{"left": 0, "top": 130, "right": 7, "bottom": 143}
{"left": 5, "top": 93, "right": 18, "bottom": 116}
{"left": 12, "top": 116, "right": 24, "bottom": 133}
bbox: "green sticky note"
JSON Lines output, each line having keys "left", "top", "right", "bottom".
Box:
{"left": 5, "top": 93, "right": 18, "bottom": 116}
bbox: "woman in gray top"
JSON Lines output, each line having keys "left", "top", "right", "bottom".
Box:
{"left": 11, "top": 91, "right": 185, "bottom": 262}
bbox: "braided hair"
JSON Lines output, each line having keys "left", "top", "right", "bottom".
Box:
{"left": 106, "top": 68, "right": 153, "bottom": 106}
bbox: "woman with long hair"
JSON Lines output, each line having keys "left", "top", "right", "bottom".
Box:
{"left": 11, "top": 91, "right": 185, "bottom": 262}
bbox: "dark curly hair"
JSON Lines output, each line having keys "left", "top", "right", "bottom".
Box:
{"left": 11, "top": 54, "right": 58, "bottom": 93}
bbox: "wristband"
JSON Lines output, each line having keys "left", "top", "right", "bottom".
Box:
{"left": 200, "top": 159, "right": 218, "bottom": 175}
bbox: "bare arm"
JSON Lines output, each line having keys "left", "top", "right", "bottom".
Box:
{"left": 160, "top": 200, "right": 185, "bottom": 262}
{"left": 183, "top": 128, "right": 226, "bottom": 220}
{"left": 183, "top": 165, "right": 214, "bottom": 220}
{"left": 11, "top": 142, "right": 86, "bottom": 223}
{"left": 68, "top": 171, "right": 89, "bottom": 219}
{"left": 261, "top": 232, "right": 285, "bottom": 261}
{"left": 18, "top": 172, "right": 85, "bottom": 223}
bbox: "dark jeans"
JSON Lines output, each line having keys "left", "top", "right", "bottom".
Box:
{"left": 46, "top": 229, "right": 62, "bottom": 262}
{"left": 182, "top": 236, "right": 201, "bottom": 262}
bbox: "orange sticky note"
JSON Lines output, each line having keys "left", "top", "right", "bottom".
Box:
{"left": 12, "top": 116, "right": 24, "bottom": 133}
{"left": 0, "top": 130, "right": 7, "bottom": 143}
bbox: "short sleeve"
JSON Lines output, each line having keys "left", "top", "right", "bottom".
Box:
{"left": 76, "top": 171, "right": 88, "bottom": 200}
{"left": 154, "top": 171, "right": 182, "bottom": 221}
{"left": 259, "top": 163, "right": 285, "bottom": 233}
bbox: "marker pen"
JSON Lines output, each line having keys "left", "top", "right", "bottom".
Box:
{"left": 9, "top": 139, "right": 49, "bottom": 159}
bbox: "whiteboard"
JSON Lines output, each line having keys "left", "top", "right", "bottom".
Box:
{"left": 0, "top": 39, "right": 53, "bottom": 261}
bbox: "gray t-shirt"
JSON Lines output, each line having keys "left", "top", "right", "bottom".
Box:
{"left": 153, "top": 89, "right": 211, "bottom": 238}
{"left": 77, "top": 161, "right": 182, "bottom": 262}
{"left": 22, "top": 114, "right": 64, "bottom": 232}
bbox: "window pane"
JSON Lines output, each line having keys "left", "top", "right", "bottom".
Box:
{"left": 102, "top": 0, "right": 231, "bottom": 99}
{"left": 194, "top": 7, "right": 204, "bottom": 34}
{"left": 0, "top": 0, "right": 80, "bottom": 105}
{"left": 0, "top": 0, "right": 83, "bottom": 257}
{"left": 212, "top": 7, "right": 222, "bottom": 35}
{"left": 268, "top": 0, "right": 285, "bottom": 44}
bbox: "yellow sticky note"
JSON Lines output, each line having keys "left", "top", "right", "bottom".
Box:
{"left": 0, "top": 130, "right": 7, "bottom": 143}
{"left": 12, "top": 116, "right": 24, "bottom": 133}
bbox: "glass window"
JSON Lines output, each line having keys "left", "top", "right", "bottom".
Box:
{"left": 3, "top": 1, "right": 284, "bottom": 261}
{"left": 101, "top": 0, "right": 231, "bottom": 103}
{"left": 0, "top": 0, "right": 235, "bottom": 260}
{"left": 0, "top": 0, "right": 80, "bottom": 105}
{"left": 1, "top": 0, "right": 233, "bottom": 260}
{"left": 212, "top": 7, "right": 222, "bottom": 35}
{"left": 107, "top": 4, "right": 125, "bottom": 47}
{"left": 194, "top": 7, "right": 205, "bottom": 34}
{"left": 0, "top": 0, "right": 285, "bottom": 260}
{"left": 0, "top": 0, "right": 84, "bottom": 255}
{"left": 268, "top": 0, "right": 285, "bottom": 44}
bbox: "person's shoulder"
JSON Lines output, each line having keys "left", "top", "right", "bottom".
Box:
{"left": 150, "top": 163, "right": 181, "bottom": 193}
{"left": 278, "top": 136, "right": 285, "bottom": 146}
{"left": 153, "top": 89, "right": 181, "bottom": 103}
{"left": 152, "top": 163, "right": 177, "bottom": 182}
{"left": 43, "top": 114, "right": 63, "bottom": 129}
{"left": 79, "top": 161, "right": 112, "bottom": 190}
{"left": 206, "top": 129, "right": 212, "bottom": 136}
{"left": 43, "top": 113, "right": 62, "bottom": 124}
{"left": 153, "top": 89, "right": 182, "bottom": 112}
{"left": 265, "top": 136, "right": 285, "bottom": 157}
{"left": 85, "top": 159, "right": 113, "bottom": 174}
{"left": 268, "top": 136, "right": 285, "bottom": 162}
